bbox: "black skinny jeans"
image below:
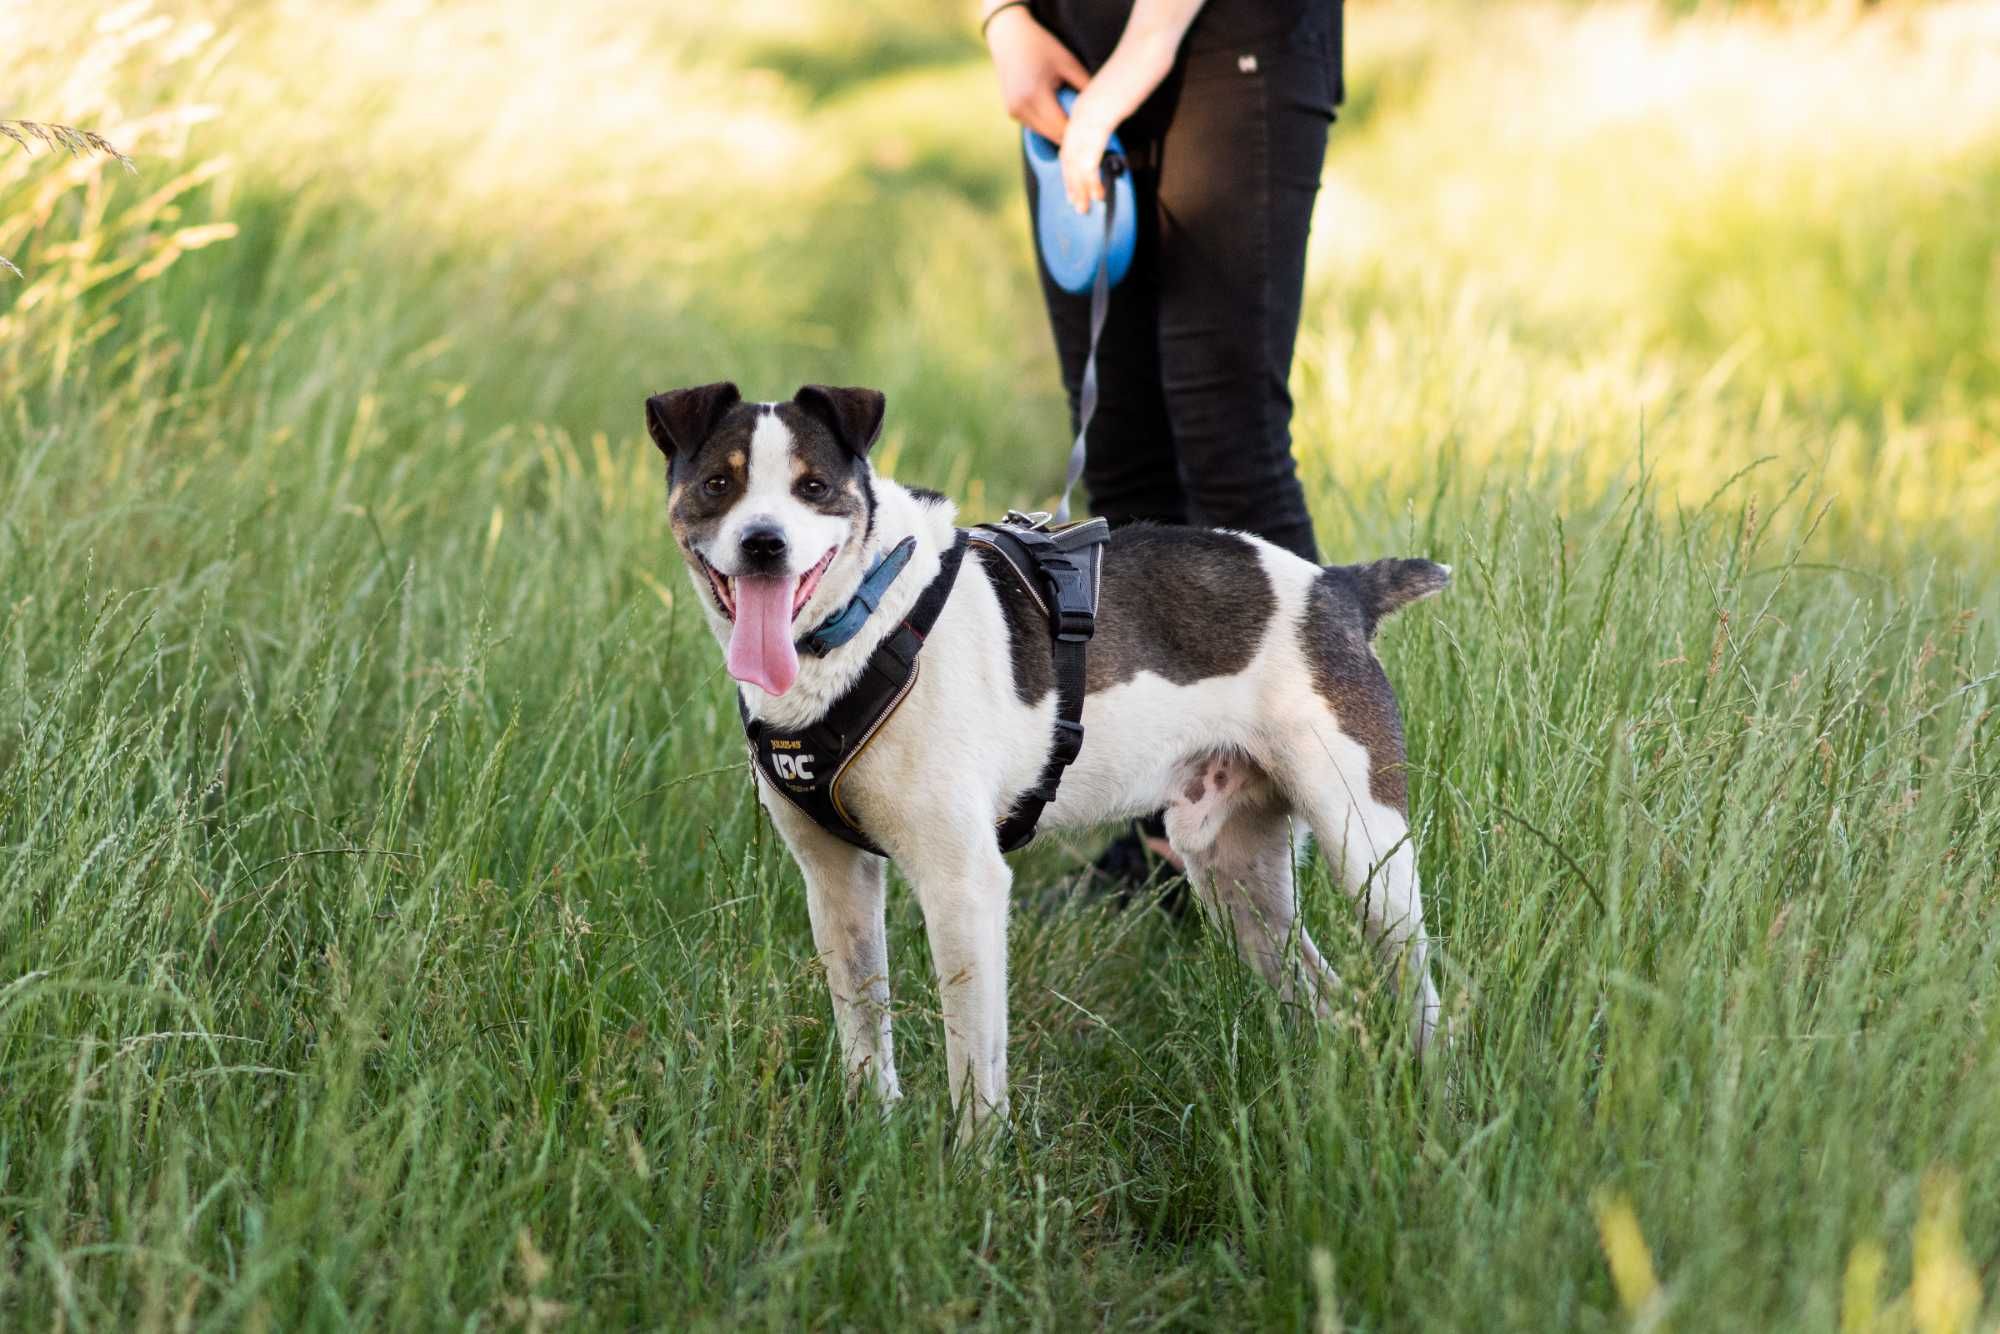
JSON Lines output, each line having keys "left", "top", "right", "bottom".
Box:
{"left": 1025, "top": 11, "right": 1338, "bottom": 562}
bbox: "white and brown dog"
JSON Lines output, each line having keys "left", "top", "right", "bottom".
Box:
{"left": 648, "top": 381, "right": 1448, "bottom": 1134}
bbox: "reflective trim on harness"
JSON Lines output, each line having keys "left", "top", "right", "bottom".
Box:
{"left": 826, "top": 659, "right": 922, "bottom": 836}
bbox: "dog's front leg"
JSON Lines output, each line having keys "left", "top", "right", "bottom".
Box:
{"left": 761, "top": 789, "right": 901, "bottom": 1104}
{"left": 899, "top": 834, "right": 1012, "bottom": 1139}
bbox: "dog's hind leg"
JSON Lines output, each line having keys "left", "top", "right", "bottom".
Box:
{"left": 761, "top": 788, "right": 901, "bottom": 1104}
{"left": 1280, "top": 727, "right": 1442, "bottom": 1055}
{"left": 1166, "top": 752, "right": 1343, "bottom": 1018}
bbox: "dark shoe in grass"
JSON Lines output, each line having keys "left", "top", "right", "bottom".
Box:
{"left": 1087, "top": 814, "right": 1191, "bottom": 919}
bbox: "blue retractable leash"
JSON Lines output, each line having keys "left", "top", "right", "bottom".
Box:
{"left": 1024, "top": 88, "right": 1136, "bottom": 523}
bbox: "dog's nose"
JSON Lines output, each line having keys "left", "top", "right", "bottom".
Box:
{"left": 739, "top": 525, "right": 788, "bottom": 564}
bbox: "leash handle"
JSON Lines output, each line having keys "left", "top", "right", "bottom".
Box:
{"left": 1053, "top": 155, "right": 1122, "bottom": 526}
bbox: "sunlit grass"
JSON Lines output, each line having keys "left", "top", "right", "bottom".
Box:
{"left": 1308, "top": 0, "right": 2000, "bottom": 553}
{"left": 2, "top": 0, "right": 1997, "bottom": 1328}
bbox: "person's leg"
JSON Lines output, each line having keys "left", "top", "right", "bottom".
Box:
{"left": 1022, "top": 149, "right": 1185, "bottom": 528}
{"left": 1025, "top": 145, "right": 1190, "bottom": 906}
{"left": 1152, "top": 16, "right": 1337, "bottom": 562}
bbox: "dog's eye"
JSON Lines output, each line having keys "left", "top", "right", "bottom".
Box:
{"left": 797, "top": 477, "right": 829, "bottom": 500}
{"left": 702, "top": 474, "right": 730, "bottom": 496}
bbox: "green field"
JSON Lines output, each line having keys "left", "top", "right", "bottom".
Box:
{"left": 4, "top": 1, "right": 1998, "bottom": 1328}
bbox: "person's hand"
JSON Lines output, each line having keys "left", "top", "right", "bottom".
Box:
{"left": 1057, "top": 86, "right": 1119, "bottom": 213}
{"left": 1051, "top": 32, "right": 1177, "bottom": 212}
{"left": 983, "top": 5, "right": 1090, "bottom": 146}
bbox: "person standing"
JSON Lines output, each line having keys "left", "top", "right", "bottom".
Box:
{"left": 980, "top": 0, "right": 1341, "bottom": 563}
{"left": 980, "top": 0, "right": 1344, "bottom": 890}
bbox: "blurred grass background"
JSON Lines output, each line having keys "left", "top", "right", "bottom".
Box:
{"left": 2, "top": 0, "right": 1997, "bottom": 1328}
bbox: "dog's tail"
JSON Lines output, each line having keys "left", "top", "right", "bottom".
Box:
{"left": 1334, "top": 558, "right": 1451, "bottom": 638}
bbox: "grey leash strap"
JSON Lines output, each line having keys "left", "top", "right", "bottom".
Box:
{"left": 1053, "top": 156, "right": 1122, "bottom": 525}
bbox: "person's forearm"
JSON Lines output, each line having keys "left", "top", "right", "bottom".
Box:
{"left": 1093, "top": 0, "right": 1206, "bottom": 118}
{"left": 1116, "top": 0, "right": 1208, "bottom": 73}
{"left": 1041, "top": 0, "right": 1208, "bottom": 207}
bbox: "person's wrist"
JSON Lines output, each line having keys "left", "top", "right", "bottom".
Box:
{"left": 1066, "top": 103, "right": 1112, "bottom": 143}
{"left": 1066, "top": 85, "right": 1120, "bottom": 139}
{"left": 1096, "top": 44, "right": 1170, "bottom": 108}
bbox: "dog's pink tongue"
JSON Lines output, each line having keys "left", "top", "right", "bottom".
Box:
{"left": 726, "top": 575, "right": 800, "bottom": 696}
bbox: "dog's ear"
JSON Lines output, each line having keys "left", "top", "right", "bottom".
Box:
{"left": 645, "top": 382, "right": 741, "bottom": 459}
{"left": 792, "top": 385, "right": 886, "bottom": 460}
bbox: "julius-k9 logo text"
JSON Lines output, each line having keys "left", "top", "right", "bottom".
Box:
{"left": 772, "top": 751, "right": 816, "bottom": 781}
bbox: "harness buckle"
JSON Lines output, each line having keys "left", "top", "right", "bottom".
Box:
{"left": 1050, "top": 718, "right": 1085, "bottom": 766}
{"left": 1040, "top": 554, "right": 1097, "bottom": 641}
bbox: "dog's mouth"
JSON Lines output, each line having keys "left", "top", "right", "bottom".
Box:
{"left": 698, "top": 544, "right": 838, "bottom": 625}
{"left": 698, "top": 544, "right": 839, "bottom": 697}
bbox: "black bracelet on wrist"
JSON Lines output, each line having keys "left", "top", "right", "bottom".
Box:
{"left": 980, "top": 0, "right": 1029, "bottom": 39}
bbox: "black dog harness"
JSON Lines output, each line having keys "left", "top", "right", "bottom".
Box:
{"left": 968, "top": 516, "right": 1109, "bottom": 850}
{"left": 741, "top": 514, "right": 1109, "bottom": 856}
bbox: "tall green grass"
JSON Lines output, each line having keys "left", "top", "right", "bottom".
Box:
{"left": 3, "top": 2, "right": 1996, "bottom": 1328}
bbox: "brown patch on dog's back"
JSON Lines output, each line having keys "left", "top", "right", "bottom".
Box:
{"left": 976, "top": 524, "right": 1277, "bottom": 706}
{"left": 978, "top": 524, "right": 1276, "bottom": 707}
{"left": 1090, "top": 526, "right": 1275, "bottom": 692}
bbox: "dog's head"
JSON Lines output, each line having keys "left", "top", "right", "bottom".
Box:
{"left": 646, "top": 382, "right": 883, "bottom": 697}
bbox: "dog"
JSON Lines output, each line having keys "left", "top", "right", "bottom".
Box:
{"left": 648, "top": 381, "right": 1447, "bottom": 1134}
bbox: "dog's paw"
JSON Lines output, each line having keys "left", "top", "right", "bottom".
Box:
{"left": 843, "top": 1057, "right": 903, "bottom": 1114}
{"left": 1414, "top": 993, "right": 1473, "bottom": 1106}
{"left": 950, "top": 1101, "right": 1012, "bottom": 1163}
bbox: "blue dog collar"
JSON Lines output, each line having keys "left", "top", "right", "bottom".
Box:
{"left": 798, "top": 537, "right": 917, "bottom": 657}
{"left": 1024, "top": 88, "right": 1136, "bottom": 296}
